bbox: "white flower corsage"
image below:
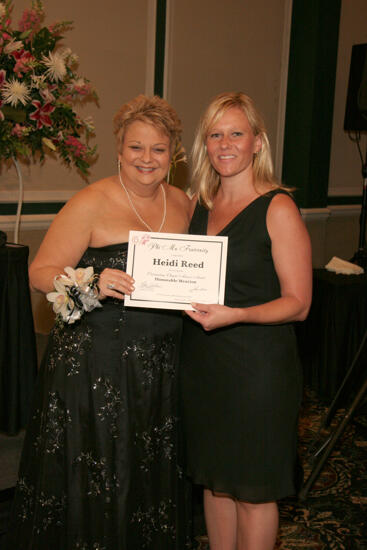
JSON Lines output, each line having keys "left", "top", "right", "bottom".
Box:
{"left": 46, "top": 266, "right": 102, "bottom": 324}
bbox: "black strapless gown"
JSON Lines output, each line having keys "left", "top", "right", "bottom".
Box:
{"left": 4, "top": 243, "right": 191, "bottom": 549}
{"left": 180, "top": 190, "right": 303, "bottom": 503}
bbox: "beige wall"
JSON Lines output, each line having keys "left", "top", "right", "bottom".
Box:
{"left": 329, "top": 0, "right": 367, "bottom": 197}
{"left": 167, "top": 0, "right": 290, "bottom": 185}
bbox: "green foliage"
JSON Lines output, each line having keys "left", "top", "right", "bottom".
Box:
{"left": 31, "top": 27, "right": 58, "bottom": 57}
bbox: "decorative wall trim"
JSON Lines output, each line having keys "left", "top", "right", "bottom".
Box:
{"left": 328, "top": 186, "right": 362, "bottom": 196}
{"left": 0, "top": 189, "right": 77, "bottom": 202}
{"left": 0, "top": 214, "right": 55, "bottom": 232}
{"left": 300, "top": 204, "right": 360, "bottom": 220}
{"left": 300, "top": 207, "right": 330, "bottom": 221}
{"left": 301, "top": 204, "right": 361, "bottom": 218}
{"left": 328, "top": 204, "right": 361, "bottom": 217}
{"left": 2, "top": 205, "right": 358, "bottom": 235}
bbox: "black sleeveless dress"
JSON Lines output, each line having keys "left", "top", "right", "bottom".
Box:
{"left": 4, "top": 243, "right": 191, "bottom": 549}
{"left": 180, "top": 190, "right": 303, "bottom": 502}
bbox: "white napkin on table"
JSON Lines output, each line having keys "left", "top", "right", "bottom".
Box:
{"left": 325, "top": 256, "right": 364, "bottom": 275}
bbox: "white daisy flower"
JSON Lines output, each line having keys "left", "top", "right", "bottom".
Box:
{"left": 42, "top": 51, "right": 67, "bottom": 82}
{"left": 1, "top": 78, "right": 31, "bottom": 107}
{"left": 4, "top": 40, "right": 24, "bottom": 55}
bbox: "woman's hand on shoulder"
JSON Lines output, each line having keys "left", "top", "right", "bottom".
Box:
{"left": 184, "top": 303, "right": 241, "bottom": 331}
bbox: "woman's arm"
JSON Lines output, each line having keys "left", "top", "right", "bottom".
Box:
{"left": 185, "top": 193, "right": 312, "bottom": 331}
{"left": 29, "top": 184, "right": 134, "bottom": 300}
{"left": 29, "top": 187, "right": 97, "bottom": 294}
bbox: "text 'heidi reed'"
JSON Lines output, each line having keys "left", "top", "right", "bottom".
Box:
{"left": 152, "top": 258, "right": 204, "bottom": 268}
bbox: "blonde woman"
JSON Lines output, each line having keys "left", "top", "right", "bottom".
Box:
{"left": 180, "top": 92, "right": 312, "bottom": 550}
{"left": 5, "top": 95, "right": 191, "bottom": 550}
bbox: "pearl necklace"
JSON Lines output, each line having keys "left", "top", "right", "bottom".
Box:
{"left": 118, "top": 168, "right": 166, "bottom": 233}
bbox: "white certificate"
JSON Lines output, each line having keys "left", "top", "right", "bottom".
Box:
{"left": 124, "top": 231, "right": 228, "bottom": 310}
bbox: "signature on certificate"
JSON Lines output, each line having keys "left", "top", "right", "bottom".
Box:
{"left": 138, "top": 281, "right": 161, "bottom": 291}
{"left": 190, "top": 287, "right": 206, "bottom": 293}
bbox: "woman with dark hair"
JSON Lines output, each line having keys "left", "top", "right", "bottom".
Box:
{"left": 5, "top": 95, "right": 191, "bottom": 550}
{"left": 181, "top": 92, "right": 312, "bottom": 550}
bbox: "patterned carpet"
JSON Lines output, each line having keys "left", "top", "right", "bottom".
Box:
{"left": 193, "top": 388, "right": 367, "bottom": 550}
{"left": 1, "top": 388, "right": 366, "bottom": 549}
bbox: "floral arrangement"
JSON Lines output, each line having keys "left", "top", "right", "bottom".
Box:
{"left": 47, "top": 266, "right": 101, "bottom": 324}
{"left": 0, "top": 0, "right": 97, "bottom": 176}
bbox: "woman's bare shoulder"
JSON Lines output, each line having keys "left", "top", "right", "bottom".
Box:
{"left": 266, "top": 191, "right": 306, "bottom": 239}
{"left": 168, "top": 183, "right": 189, "bottom": 200}
{"left": 66, "top": 176, "right": 117, "bottom": 210}
{"left": 268, "top": 189, "right": 298, "bottom": 213}
{"left": 80, "top": 175, "right": 117, "bottom": 197}
{"left": 167, "top": 184, "right": 190, "bottom": 211}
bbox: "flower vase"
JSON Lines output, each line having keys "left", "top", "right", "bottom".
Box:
{"left": 12, "top": 157, "right": 24, "bottom": 244}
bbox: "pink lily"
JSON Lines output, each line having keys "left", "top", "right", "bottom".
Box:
{"left": 12, "top": 49, "right": 33, "bottom": 76}
{"left": 40, "top": 84, "right": 57, "bottom": 103}
{"left": 29, "top": 100, "right": 55, "bottom": 129}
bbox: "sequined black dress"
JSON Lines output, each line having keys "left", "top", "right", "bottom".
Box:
{"left": 4, "top": 243, "right": 191, "bottom": 550}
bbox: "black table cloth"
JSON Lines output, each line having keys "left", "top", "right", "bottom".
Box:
{"left": 297, "top": 268, "right": 367, "bottom": 403}
{"left": 0, "top": 243, "right": 38, "bottom": 435}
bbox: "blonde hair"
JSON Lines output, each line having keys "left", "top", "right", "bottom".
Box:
{"left": 191, "top": 91, "right": 283, "bottom": 209}
{"left": 113, "top": 94, "right": 182, "bottom": 154}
